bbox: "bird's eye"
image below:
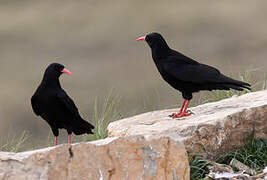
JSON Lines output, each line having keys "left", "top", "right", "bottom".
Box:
{"left": 54, "top": 65, "right": 61, "bottom": 72}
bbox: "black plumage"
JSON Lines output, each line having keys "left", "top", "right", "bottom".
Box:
{"left": 31, "top": 63, "right": 94, "bottom": 145}
{"left": 137, "top": 32, "right": 251, "bottom": 118}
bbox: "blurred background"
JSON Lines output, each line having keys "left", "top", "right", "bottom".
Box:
{"left": 0, "top": 0, "right": 267, "bottom": 149}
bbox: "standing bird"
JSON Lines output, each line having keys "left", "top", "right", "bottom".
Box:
{"left": 137, "top": 32, "right": 251, "bottom": 118}
{"left": 31, "top": 63, "right": 94, "bottom": 146}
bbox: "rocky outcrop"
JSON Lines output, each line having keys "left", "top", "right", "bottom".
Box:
{"left": 1, "top": 91, "right": 266, "bottom": 179}
{"left": 108, "top": 90, "right": 267, "bottom": 158}
{"left": 0, "top": 135, "right": 189, "bottom": 180}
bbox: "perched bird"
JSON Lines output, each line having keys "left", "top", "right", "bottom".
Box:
{"left": 137, "top": 32, "right": 251, "bottom": 118}
{"left": 31, "top": 63, "right": 94, "bottom": 146}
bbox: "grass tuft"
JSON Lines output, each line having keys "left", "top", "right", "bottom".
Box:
{"left": 78, "top": 91, "right": 123, "bottom": 141}
{"left": 0, "top": 130, "right": 29, "bottom": 152}
{"left": 189, "top": 154, "right": 212, "bottom": 180}
{"left": 217, "top": 138, "right": 267, "bottom": 171}
{"left": 189, "top": 138, "right": 267, "bottom": 180}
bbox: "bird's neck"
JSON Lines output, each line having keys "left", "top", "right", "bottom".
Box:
{"left": 41, "top": 75, "right": 62, "bottom": 89}
{"left": 151, "top": 44, "right": 170, "bottom": 60}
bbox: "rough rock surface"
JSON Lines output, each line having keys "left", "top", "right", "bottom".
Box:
{"left": 1, "top": 91, "right": 266, "bottom": 180}
{"left": 108, "top": 90, "right": 267, "bottom": 158}
{"left": 0, "top": 135, "right": 189, "bottom": 180}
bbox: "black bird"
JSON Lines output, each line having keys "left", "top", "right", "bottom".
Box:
{"left": 137, "top": 32, "right": 251, "bottom": 118}
{"left": 31, "top": 63, "right": 94, "bottom": 146}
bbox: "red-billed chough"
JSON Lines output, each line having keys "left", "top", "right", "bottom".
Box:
{"left": 137, "top": 32, "right": 251, "bottom": 118}
{"left": 31, "top": 63, "right": 94, "bottom": 146}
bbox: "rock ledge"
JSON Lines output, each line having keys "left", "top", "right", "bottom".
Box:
{"left": 0, "top": 135, "right": 189, "bottom": 180}
{"left": 108, "top": 90, "right": 267, "bottom": 158}
{"left": 1, "top": 90, "right": 266, "bottom": 180}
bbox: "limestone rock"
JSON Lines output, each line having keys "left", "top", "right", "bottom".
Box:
{"left": 0, "top": 135, "right": 189, "bottom": 180}
{"left": 1, "top": 91, "right": 266, "bottom": 179}
{"left": 108, "top": 90, "right": 267, "bottom": 158}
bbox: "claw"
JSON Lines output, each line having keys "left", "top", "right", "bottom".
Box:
{"left": 169, "top": 112, "right": 182, "bottom": 118}
{"left": 186, "top": 110, "right": 194, "bottom": 115}
{"left": 170, "top": 111, "right": 192, "bottom": 119}
{"left": 169, "top": 99, "right": 192, "bottom": 119}
{"left": 178, "top": 112, "right": 192, "bottom": 118}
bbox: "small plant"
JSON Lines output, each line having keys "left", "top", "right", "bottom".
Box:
{"left": 189, "top": 154, "right": 212, "bottom": 180}
{"left": 78, "top": 91, "right": 123, "bottom": 141}
{"left": 189, "top": 138, "right": 267, "bottom": 180}
{"left": 217, "top": 138, "right": 267, "bottom": 171}
{"left": 0, "top": 130, "right": 29, "bottom": 152}
{"left": 260, "top": 72, "right": 267, "bottom": 90}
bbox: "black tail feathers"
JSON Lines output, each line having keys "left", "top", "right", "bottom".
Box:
{"left": 220, "top": 74, "right": 251, "bottom": 91}
{"left": 73, "top": 119, "right": 94, "bottom": 135}
{"left": 222, "top": 84, "right": 248, "bottom": 91}
{"left": 229, "top": 81, "right": 251, "bottom": 91}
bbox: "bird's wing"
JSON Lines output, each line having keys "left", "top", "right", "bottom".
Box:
{"left": 31, "top": 94, "right": 41, "bottom": 116}
{"left": 169, "top": 50, "right": 200, "bottom": 65}
{"left": 57, "top": 90, "right": 80, "bottom": 116}
{"left": 163, "top": 57, "right": 221, "bottom": 84}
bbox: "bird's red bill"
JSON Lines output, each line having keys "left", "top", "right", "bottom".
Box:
{"left": 61, "top": 68, "right": 72, "bottom": 75}
{"left": 136, "top": 36, "right": 146, "bottom": 41}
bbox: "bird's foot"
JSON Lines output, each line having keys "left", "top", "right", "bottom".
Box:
{"left": 169, "top": 112, "right": 183, "bottom": 118}
{"left": 186, "top": 110, "right": 194, "bottom": 115}
{"left": 178, "top": 112, "right": 192, "bottom": 118}
{"left": 170, "top": 111, "right": 193, "bottom": 119}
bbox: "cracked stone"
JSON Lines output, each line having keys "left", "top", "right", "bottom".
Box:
{"left": 108, "top": 90, "right": 267, "bottom": 159}
{"left": 0, "top": 135, "right": 189, "bottom": 180}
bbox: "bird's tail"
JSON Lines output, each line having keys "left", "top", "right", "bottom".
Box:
{"left": 73, "top": 118, "right": 94, "bottom": 135}
{"left": 219, "top": 74, "right": 251, "bottom": 91}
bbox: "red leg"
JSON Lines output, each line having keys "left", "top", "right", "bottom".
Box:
{"left": 179, "top": 99, "right": 187, "bottom": 114}
{"left": 68, "top": 134, "right": 71, "bottom": 144}
{"left": 176, "top": 100, "right": 192, "bottom": 118}
{"left": 170, "top": 99, "right": 187, "bottom": 118}
{"left": 54, "top": 136, "right": 58, "bottom": 146}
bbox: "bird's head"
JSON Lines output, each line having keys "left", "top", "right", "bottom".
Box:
{"left": 42, "top": 63, "right": 72, "bottom": 86}
{"left": 44, "top": 63, "right": 72, "bottom": 78}
{"left": 137, "top": 32, "right": 169, "bottom": 50}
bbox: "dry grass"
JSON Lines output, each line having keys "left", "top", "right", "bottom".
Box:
{"left": 0, "top": 130, "right": 29, "bottom": 152}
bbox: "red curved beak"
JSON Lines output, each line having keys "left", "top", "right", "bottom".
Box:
{"left": 136, "top": 36, "right": 146, "bottom": 41}
{"left": 61, "top": 68, "right": 72, "bottom": 76}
